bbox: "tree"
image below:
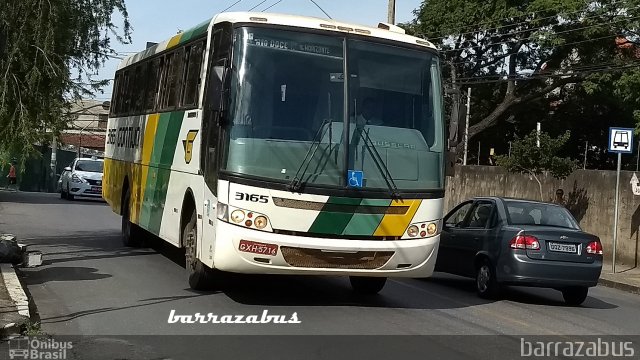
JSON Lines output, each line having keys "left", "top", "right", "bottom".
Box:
{"left": 403, "top": 0, "right": 640, "bottom": 157}
{"left": 496, "top": 129, "right": 576, "bottom": 201}
{"left": 0, "top": 0, "right": 131, "bottom": 163}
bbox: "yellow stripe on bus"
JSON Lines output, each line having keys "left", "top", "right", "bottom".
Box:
{"left": 134, "top": 114, "right": 160, "bottom": 223}
{"left": 167, "top": 33, "right": 183, "bottom": 49}
{"left": 373, "top": 199, "right": 422, "bottom": 237}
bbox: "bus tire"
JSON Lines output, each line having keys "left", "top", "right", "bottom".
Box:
{"left": 184, "top": 208, "right": 212, "bottom": 290}
{"left": 121, "top": 187, "right": 141, "bottom": 247}
{"left": 349, "top": 276, "right": 386, "bottom": 295}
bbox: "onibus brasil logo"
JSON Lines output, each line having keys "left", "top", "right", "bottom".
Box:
{"left": 8, "top": 337, "right": 72, "bottom": 360}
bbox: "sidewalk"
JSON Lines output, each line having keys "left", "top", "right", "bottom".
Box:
{"left": 0, "top": 235, "right": 30, "bottom": 338}
{"left": 599, "top": 264, "right": 640, "bottom": 295}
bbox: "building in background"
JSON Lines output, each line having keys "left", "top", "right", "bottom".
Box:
{"left": 59, "top": 99, "right": 110, "bottom": 157}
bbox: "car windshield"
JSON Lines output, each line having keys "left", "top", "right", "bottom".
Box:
{"left": 221, "top": 26, "right": 444, "bottom": 191}
{"left": 505, "top": 201, "right": 579, "bottom": 229}
{"left": 75, "top": 160, "right": 103, "bottom": 173}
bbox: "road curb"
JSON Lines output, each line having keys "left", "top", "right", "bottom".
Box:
{"left": 598, "top": 277, "right": 640, "bottom": 295}
{"left": 0, "top": 235, "right": 30, "bottom": 337}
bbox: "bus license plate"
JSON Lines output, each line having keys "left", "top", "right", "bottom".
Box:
{"left": 548, "top": 242, "right": 577, "bottom": 253}
{"left": 239, "top": 240, "right": 278, "bottom": 256}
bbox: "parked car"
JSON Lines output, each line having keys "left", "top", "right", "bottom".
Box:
{"left": 435, "top": 197, "right": 603, "bottom": 305}
{"left": 60, "top": 157, "right": 104, "bottom": 200}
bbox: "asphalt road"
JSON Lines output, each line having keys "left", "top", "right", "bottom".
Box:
{"left": 2, "top": 190, "right": 640, "bottom": 359}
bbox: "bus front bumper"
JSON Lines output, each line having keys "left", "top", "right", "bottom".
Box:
{"left": 211, "top": 221, "right": 440, "bottom": 277}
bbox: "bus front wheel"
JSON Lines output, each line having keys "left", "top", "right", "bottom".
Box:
{"left": 349, "top": 276, "right": 387, "bottom": 295}
{"left": 184, "top": 209, "right": 214, "bottom": 290}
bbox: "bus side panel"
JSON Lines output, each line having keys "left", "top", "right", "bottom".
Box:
{"left": 103, "top": 115, "right": 146, "bottom": 218}
{"left": 157, "top": 110, "right": 204, "bottom": 247}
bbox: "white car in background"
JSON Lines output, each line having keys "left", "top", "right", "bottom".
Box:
{"left": 60, "top": 157, "right": 104, "bottom": 200}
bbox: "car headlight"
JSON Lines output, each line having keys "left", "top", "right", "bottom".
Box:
{"left": 71, "top": 174, "right": 84, "bottom": 183}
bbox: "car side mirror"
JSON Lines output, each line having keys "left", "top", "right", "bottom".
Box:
{"left": 64, "top": 167, "right": 72, "bottom": 172}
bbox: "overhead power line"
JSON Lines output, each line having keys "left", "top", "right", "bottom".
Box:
{"left": 450, "top": 33, "right": 625, "bottom": 65}
{"left": 428, "top": 3, "right": 639, "bottom": 43}
{"left": 448, "top": 62, "right": 640, "bottom": 85}
{"left": 262, "top": 0, "right": 282, "bottom": 12}
{"left": 248, "top": 0, "right": 267, "bottom": 11}
{"left": 309, "top": 0, "right": 332, "bottom": 19}
{"left": 428, "top": 0, "right": 628, "bottom": 39}
{"left": 221, "top": 0, "right": 243, "bottom": 13}
{"left": 441, "top": 15, "right": 640, "bottom": 53}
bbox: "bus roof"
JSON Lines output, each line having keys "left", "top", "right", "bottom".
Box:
{"left": 118, "top": 11, "right": 437, "bottom": 70}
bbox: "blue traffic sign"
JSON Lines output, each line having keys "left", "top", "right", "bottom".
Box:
{"left": 608, "top": 127, "right": 634, "bottom": 154}
{"left": 347, "top": 170, "right": 363, "bottom": 188}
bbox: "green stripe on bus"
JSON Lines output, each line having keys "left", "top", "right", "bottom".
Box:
{"left": 308, "top": 197, "right": 362, "bottom": 235}
{"left": 341, "top": 199, "right": 391, "bottom": 236}
{"left": 179, "top": 19, "right": 210, "bottom": 43}
{"left": 139, "top": 166, "right": 158, "bottom": 230}
{"left": 147, "top": 111, "right": 185, "bottom": 235}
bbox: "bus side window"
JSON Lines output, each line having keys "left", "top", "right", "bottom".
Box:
{"left": 181, "top": 40, "right": 205, "bottom": 108}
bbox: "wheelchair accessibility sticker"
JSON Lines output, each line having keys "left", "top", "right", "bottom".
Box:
{"left": 347, "top": 170, "right": 364, "bottom": 188}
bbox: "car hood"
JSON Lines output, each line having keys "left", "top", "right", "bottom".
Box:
{"left": 76, "top": 171, "right": 103, "bottom": 180}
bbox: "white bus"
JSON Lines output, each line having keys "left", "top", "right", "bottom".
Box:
{"left": 104, "top": 12, "right": 446, "bottom": 294}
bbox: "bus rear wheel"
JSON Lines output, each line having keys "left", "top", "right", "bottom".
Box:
{"left": 184, "top": 209, "right": 214, "bottom": 290}
{"left": 349, "top": 276, "right": 387, "bottom": 295}
{"left": 121, "top": 187, "right": 141, "bottom": 247}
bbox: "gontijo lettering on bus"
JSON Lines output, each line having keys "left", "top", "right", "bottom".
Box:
{"left": 107, "top": 126, "right": 141, "bottom": 149}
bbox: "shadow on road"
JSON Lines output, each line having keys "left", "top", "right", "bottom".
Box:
{"left": 0, "top": 190, "right": 107, "bottom": 205}
{"left": 422, "top": 275, "right": 618, "bottom": 310}
{"left": 20, "top": 266, "right": 112, "bottom": 285}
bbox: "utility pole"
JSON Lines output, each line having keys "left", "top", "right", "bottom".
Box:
{"left": 463, "top": 87, "right": 471, "bottom": 165}
{"left": 583, "top": 141, "right": 588, "bottom": 170}
{"left": 387, "top": 0, "right": 396, "bottom": 24}
{"left": 50, "top": 134, "right": 57, "bottom": 191}
{"left": 536, "top": 122, "right": 541, "bottom": 147}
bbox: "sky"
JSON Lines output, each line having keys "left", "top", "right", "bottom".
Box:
{"left": 92, "top": 0, "right": 423, "bottom": 100}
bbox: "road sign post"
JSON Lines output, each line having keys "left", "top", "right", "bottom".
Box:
{"left": 608, "top": 127, "right": 634, "bottom": 274}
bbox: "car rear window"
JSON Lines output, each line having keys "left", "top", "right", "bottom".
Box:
{"left": 505, "top": 201, "right": 579, "bottom": 229}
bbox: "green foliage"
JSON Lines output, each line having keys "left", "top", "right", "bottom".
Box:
{"left": 402, "top": 0, "right": 640, "bottom": 162}
{"left": 496, "top": 130, "right": 576, "bottom": 179}
{"left": 0, "top": 0, "right": 131, "bottom": 163}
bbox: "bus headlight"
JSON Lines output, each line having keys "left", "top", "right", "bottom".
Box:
{"left": 231, "top": 210, "right": 245, "bottom": 223}
{"left": 407, "top": 225, "right": 419, "bottom": 237}
{"left": 254, "top": 215, "right": 268, "bottom": 229}
{"left": 426, "top": 222, "right": 437, "bottom": 236}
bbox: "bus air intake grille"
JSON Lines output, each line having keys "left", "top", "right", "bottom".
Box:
{"left": 280, "top": 247, "right": 394, "bottom": 269}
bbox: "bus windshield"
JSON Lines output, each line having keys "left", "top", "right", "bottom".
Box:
{"left": 222, "top": 26, "right": 444, "bottom": 192}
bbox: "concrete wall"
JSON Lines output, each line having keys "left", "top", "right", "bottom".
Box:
{"left": 445, "top": 166, "right": 640, "bottom": 269}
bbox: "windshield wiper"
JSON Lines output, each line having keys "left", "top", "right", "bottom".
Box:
{"left": 287, "top": 118, "right": 331, "bottom": 192}
{"left": 352, "top": 125, "right": 401, "bottom": 199}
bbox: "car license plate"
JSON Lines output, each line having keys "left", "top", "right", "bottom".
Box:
{"left": 548, "top": 242, "right": 577, "bottom": 253}
{"left": 91, "top": 186, "right": 102, "bottom": 192}
{"left": 239, "top": 240, "right": 278, "bottom": 256}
